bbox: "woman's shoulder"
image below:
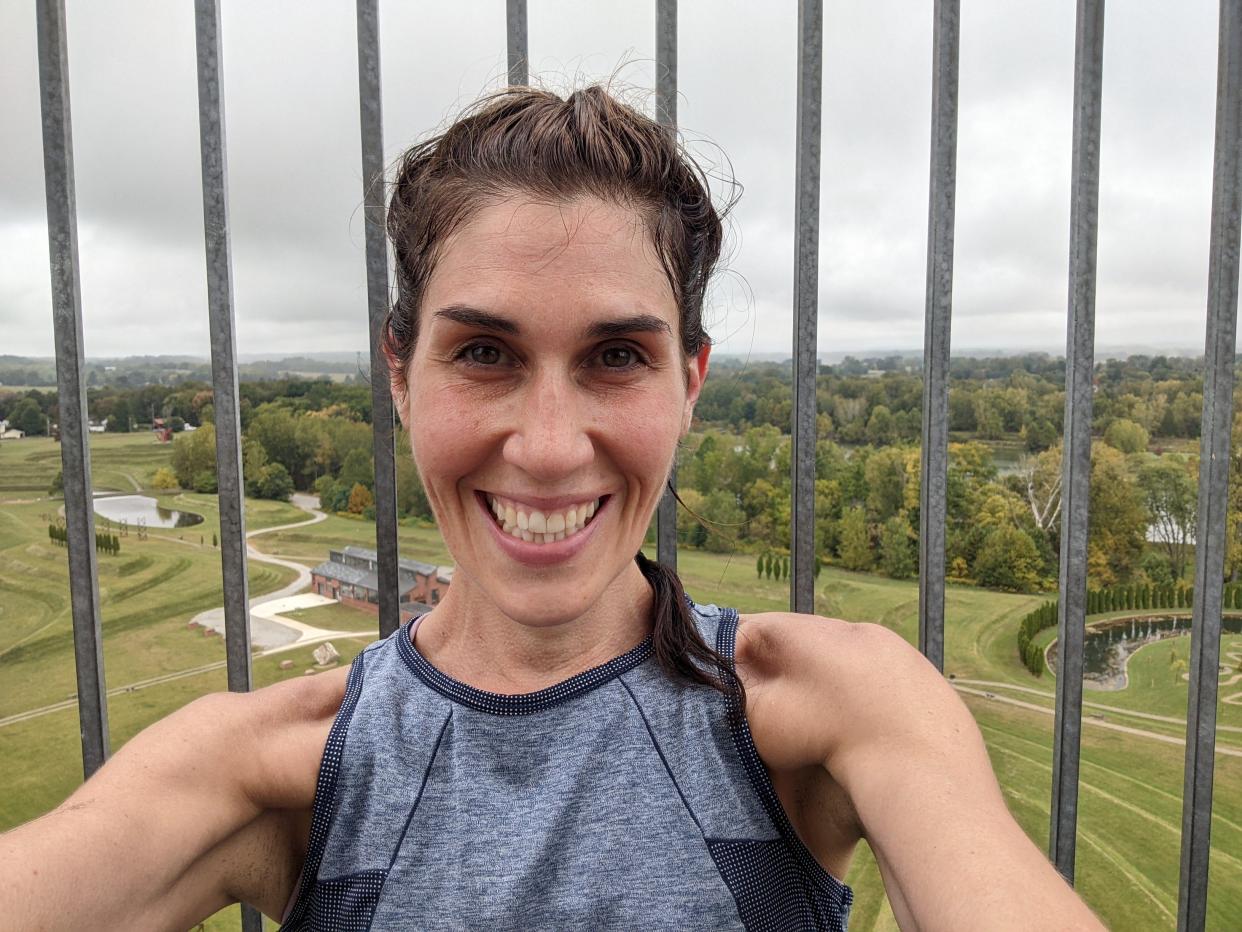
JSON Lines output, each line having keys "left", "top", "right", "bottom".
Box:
{"left": 732, "top": 611, "right": 956, "bottom": 768}
{"left": 206, "top": 662, "right": 353, "bottom": 810}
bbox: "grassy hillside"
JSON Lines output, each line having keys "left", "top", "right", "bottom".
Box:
{"left": 2, "top": 433, "right": 1240, "bottom": 929}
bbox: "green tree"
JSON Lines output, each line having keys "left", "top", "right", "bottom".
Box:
{"left": 1088, "top": 443, "right": 1148, "bottom": 586}
{"left": 9, "top": 397, "right": 47, "bottom": 435}
{"left": 339, "top": 448, "right": 375, "bottom": 491}
{"left": 973, "top": 525, "right": 1041, "bottom": 592}
{"left": 1104, "top": 418, "right": 1150, "bottom": 454}
{"left": 171, "top": 424, "right": 216, "bottom": 489}
{"left": 879, "top": 513, "right": 916, "bottom": 579}
{"left": 253, "top": 463, "right": 294, "bottom": 501}
{"left": 838, "top": 506, "right": 873, "bottom": 571}
{"left": 865, "top": 405, "right": 897, "bottom": 446}
{"left": 49, "top": 469, "right": 64, "bottom": 497}
{"left": 1138, "top": 457, "right": 1196, "bottom": 582}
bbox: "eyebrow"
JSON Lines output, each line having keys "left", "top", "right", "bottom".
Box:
{"left": 432, "top": 305, "right": 672, "bottom": 340}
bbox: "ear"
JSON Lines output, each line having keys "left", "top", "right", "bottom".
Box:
{"left": 682, "top": 344, "right": 711, "bottom": 436}
{"left": 382, "top": 339, "right": 411, "bottom": 431}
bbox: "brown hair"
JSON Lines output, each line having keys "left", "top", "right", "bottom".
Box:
{"left": 383, "top": 84, "right": 743, "bottom": 703}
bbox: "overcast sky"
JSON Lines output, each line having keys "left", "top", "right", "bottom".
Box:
{"left": 0, "top": 1, "right": 1228, "bottom": 360}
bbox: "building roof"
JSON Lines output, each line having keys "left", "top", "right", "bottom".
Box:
{"left": 311, "top": 559, "right": 418, "bottom": 596}
{"left": 340, "top": 544, "right": 439, "bottom": 577}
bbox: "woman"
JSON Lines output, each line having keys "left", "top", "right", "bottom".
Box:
{"left": 0, "top": 85, "right": 1103, "bottom": 931}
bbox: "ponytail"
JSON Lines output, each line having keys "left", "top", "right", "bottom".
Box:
{"left": 634, "top": 551, "right": 746, "bottom": 712}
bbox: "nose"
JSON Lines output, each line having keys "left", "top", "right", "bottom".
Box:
{"left": 501, "top": 369, "right": 594, "bottom": 481}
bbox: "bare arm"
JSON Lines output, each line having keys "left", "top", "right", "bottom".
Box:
{"left": 0, "top": 669, "right": 344, "bottom": 930}
{"left": 744, "top": 617, "right": 1104, "bottom": 931}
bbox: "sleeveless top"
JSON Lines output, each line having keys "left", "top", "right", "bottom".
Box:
{"left": 280, "top": 599, "right": 854, "bottom": 931}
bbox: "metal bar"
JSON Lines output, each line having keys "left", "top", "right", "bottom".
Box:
{"left": 917, "top": 0, "right": 959, "bottom": 674}
{"left": 356, "top": 0, "right": 400, "bottom": 639}
{"left": 36, "top": 0, "right": 110, "bottom": 779}
{"left": 1049, "top": 0, "right": 1105, "bottom": 884}
{"left": 194, "top": 5, "right": 261, "bottom": 928}
{"left": 790, "top": 0, "right": 822, "bottom": 614}
{"left": 194, "top": 0, "right": 252, "bottom": 695}
{"left": 1179, "top": 2, "right": 1242, "bottom": 926}
{"left": 507, "top": 0, "right": 527, "bottom": 86}
{"left": 656, "top": 0, "right": 678, "bottom": 571}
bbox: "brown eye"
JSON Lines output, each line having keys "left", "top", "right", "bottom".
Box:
{"left": 600, "top": 346, "right": 635, "bottom": 368}
{"left": 466, "top": 344, "right": 502, "bottom": 365}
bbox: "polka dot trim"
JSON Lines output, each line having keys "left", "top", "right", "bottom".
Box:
{"left": 709, "top": 839, "right": 850, "bottom": 931}
{"left": 715, "top": 608, "right": 855, "bottom": 922}
{"left": 281, "top": 652, "right": 373, "bottom": 930}
{"left": 280, "top": 869, "right": 386, "bottom": 932}
{"left": 397, "top": 614, "right": 653, "bottom": 716}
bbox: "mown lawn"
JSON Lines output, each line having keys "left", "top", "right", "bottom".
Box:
{"left": 4, "top": 433, "right": 1242, "bottom": 929}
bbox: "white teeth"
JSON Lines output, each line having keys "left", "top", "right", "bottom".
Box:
{"left": 487, "top": 495, "right": 602, "bottom": 544}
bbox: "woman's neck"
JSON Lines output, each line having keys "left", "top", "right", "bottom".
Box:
{"left": 411, "top": 560, "right": 655, "bottom": 695}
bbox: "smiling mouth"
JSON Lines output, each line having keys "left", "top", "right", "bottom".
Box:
{"left": 481, "top": 492, "right": 607, "bottom": 545}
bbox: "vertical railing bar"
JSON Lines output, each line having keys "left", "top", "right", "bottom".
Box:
{"left": 917, "top": 0, "right": 959, "bottom": 674}
{"left": 193, "top": 4, "right": 260, "bottom": 927}
{"left": 1050, "top": 0, "right": 1105, "bottom": 884}
{"left": 790, "top": 0, "right": 823, "bottom": 614}
{"left": 356, "top": 0, "right": 399, "bottom": 640}
{"left": 656, "top": 0, "right": 678, "bottom": 571}
{"left": 507, "top": 0, "right": 528, "bottom": 87}
{"left": 1178, "top": 1, "right": 1242, "bottom": 927}
{"left": 194, "top": 0, "right": 252, "bottom": 694}
{"left": 36, "top": 0, "right": 110, "bottom": 779}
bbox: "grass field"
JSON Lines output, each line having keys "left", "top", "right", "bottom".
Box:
{"left": 3, "top": 433, "right": 1241, "bottom": 929}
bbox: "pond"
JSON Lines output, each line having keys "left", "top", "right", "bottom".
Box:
{"left": 1046, "top": 614, "right": 1242, "bottom": 690}
{"left": 93, "top": 494, "right": 204, "bottom": 529}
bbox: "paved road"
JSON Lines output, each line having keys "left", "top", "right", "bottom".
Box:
{"left": 191, "top": 492, "right": 331, "bottom": 648}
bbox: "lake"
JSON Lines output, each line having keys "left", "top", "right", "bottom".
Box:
{"left": 1047, "top": 614, "right": 1242, "bottom": 690}
{"left": 93, "top": 494, "right": 204, "bottom": 529}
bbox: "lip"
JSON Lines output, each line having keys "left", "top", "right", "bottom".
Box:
{"left": 475, "top": 491, "right": 609, "bottom": 567}
{"left": 479, "top": 490, "right": 608, "bottom": 512}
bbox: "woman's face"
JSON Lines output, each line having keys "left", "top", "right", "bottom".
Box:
{"left": 399, "top": 195, "right": 709, "bottom": 628}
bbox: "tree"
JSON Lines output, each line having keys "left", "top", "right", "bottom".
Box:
{"left": 151, "top": 467, "right": 178, "bottom": 491}
{"left": 880, "top": 513, "right": 915, "bottom": 579}
{"left": 9, "top": 397, "right": 47, "bottom": 435}
{"left": 347, "top": 482, "right": 374, "bottom": 514}
{"left": 254, "top": 463, "right": 294, "bottom": 501}
{"left": 339, "top": 448, "right": 375, "bottom": 491}
{"left": 1088, "top": 443, "right": 1148, "bottom": 586}
{"left": 49, "top": 469, "right": 64, "bottom": 497}
{"left": 1138, "top": 457, "right": 1196, "bottom": 581}
{"left": 864, "top": 447, "right": 908, "bottom": 523}
{"left": 973, "top": 525, "right": 1042, "bottom": 592}
{"left": 865, "top": 405, "right": 897, "bottom": 446}
{"left": 171, "top": 423, "right": 216, "bottom": 489}
{"left": 838, "top": 506, "right": 873, "bottom": 571}
{"left": 1104, "top": 418, "right": 1149, "bottom": 454}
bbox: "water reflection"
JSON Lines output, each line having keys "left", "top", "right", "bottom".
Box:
{"left": 1047, "top": 614, "right": 1242, "bottom": 690}
{"left": 93, "top": 494, "right": 204, "bottom": 529}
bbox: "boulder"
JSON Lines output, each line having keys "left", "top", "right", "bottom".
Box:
{"left": 279, "top": 659, "right": 294, "bottom": 670}
{"left": 313, "top": 642, "right": 341, "bottom": 667}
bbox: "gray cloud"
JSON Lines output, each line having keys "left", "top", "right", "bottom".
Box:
{"left": 0, "top": 0, "right": 1228, "bottom": 359}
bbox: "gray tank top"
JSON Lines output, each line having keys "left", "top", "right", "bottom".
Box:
{"left": 280, "top": 599, "right": 853, "bottom": 931}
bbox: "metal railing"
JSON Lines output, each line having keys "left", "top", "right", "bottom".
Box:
{"left": 31, "top": 0, "right": 1236, "bottom": 928}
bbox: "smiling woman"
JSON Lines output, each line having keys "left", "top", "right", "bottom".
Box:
{"left": 0, "top": 85, "right": 1104, "bottom": 932}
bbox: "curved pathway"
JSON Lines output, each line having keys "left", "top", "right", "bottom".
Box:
{"left": 191, "top": 492, "right": 349, "bottom": 649}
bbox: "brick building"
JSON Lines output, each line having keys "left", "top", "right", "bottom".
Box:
{"left": 311, "top": 545, "right": 453, "bottom": 620}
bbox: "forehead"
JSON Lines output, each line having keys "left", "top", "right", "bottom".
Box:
{"left": 423, "top": 195, "right": 676, "bottom": 325}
